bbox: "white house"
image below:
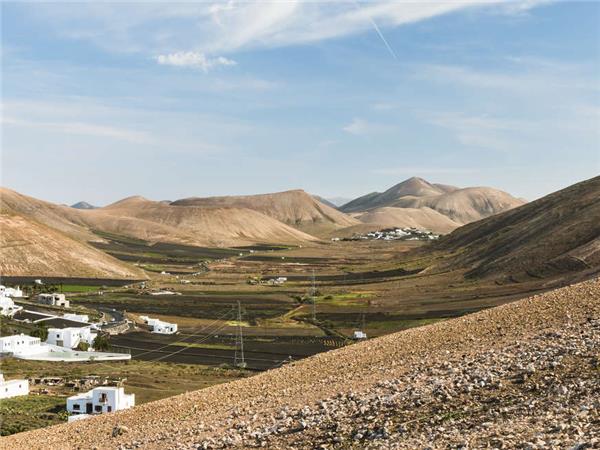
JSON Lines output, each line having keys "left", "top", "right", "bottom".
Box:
{"left": 139, "top": 316, "right": 178, "bottom": 334}
{"left": 0, "top": 334, "right": 43, "bottom": 356}
{"left": 67, "top": 386, "right": 135, "bottom": 421}
{"left": 353, "top": 330, "right": 368, "bottom": 340}
{"left": 0, "top": 296, "right": 22, "bottom": 317}
{"left": 0, "top": 373, "right": 29, "bottom": 399}
{"left": 46, "top": 327, "right": 97, "bottom": 349}
{"left": 37, "top": 293, "right": 70, "bottom": 308}
{"left": 0, "top": 285, "right": 24, "bottom": 298}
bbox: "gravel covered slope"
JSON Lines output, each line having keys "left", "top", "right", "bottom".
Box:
{"left": 3, "top": 278, "right": 599, "bottom": 450}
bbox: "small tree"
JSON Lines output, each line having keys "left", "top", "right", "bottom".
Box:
{"left": 93, "top": 334, "right": 110, "bottom": 351}
{"left": 30, "top": 324, "right": 48, "bottom": 341}
{"left": 75, "top": 341, "right": 90, "bottom": 351}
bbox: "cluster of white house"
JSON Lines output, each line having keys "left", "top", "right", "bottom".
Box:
{"left": 0, "top": 288, "right": 73, "bottom": 319}
{"left": 139, "top": 315, "right": 178, "bottom": 334}
{"left": 0, "top": 285, "right": 136, "bottom": 420}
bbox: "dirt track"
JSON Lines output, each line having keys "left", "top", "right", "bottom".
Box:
{"left": 2, "top": 277, "right": 598, "bottom": 449}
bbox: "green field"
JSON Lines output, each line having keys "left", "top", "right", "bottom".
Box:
{"left": 0, "top": 395, "right": 67, "bottom": 436}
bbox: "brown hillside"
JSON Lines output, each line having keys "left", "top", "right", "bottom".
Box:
{"left": 0, "top": 212, "right": 145, "bottom": 279}
{"left": 171, "top": 189, "right": 359, "bottom": 235}
{"left": 1, "top": 188, "right": 318, "bottom": 248}
{"left": 393, "top": 186, "right": 526, "bottom": 224}
{"left": 4, "top": 277, "right": 598, "bottom": 449}
{"left": 92, "top": 196, "right": 318, "bottom": 246}
{"left": 0, "top": 188, "right": 98, "bottom": 242}
{"left": 436, "top": 175, "right": 600, "bottom": 279}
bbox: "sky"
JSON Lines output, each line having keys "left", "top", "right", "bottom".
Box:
{"left": 1, "top": 0, "right": 599, "bottom": 206}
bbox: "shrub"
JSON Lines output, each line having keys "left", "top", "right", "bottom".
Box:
{"left": 92, "top": 334, "right": 110, "bottom": 351}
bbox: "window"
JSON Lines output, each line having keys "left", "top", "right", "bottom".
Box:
{"left": 94, "top": 405, "right": 102, "bottom": 412}
{"left": 73, "top": 404, "right": 80, "bottom": 410}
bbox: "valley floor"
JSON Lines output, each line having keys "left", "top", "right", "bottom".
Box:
{"left": 2, "top": 277, "right": 598, "bottom": 449}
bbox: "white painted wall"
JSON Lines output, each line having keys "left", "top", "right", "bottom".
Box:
{"left": 0, "top": 374, "right": 29, "bottom": 399}
{"left": 67, "top": 387, "right": 135, "bottom": 418}
{"left": 46, "top": 327, "right": 97, "bottom": 349}
{"left": 0, "top": 334, "right": 43, "bottom": 355}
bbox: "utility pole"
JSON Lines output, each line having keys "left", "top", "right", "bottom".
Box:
{"left": 311, "top": 270, "right": 317, "bottom": 321}
{"left": 234, "top": 301, "right": 246, "bottom": 368}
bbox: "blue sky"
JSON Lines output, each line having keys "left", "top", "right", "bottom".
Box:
{"left": 1, "top": 1, "right": 599, "bottom": 205}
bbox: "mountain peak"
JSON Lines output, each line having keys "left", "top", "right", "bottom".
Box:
{"left": 70, "top": 201, "right": 97, "bottom": 210}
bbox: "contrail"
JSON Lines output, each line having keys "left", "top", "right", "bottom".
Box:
{"left": 367, "top": 16, "right": 398, "bottom": 60}
{"left": 354, "top": 1, "right": 398, "bottom": 60}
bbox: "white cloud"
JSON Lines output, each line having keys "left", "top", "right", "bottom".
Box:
{"left": 156, "top": 52, "right": 236, "bottom": 72}
{"left": 343, "top": 118, "right": 393, "bottom": 136}
{"left": 26, "top": 1, "right": 550, "bottom": 57}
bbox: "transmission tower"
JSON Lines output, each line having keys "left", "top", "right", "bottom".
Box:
{"left": 234, "top": 301, "right": 246, "bottom": 368}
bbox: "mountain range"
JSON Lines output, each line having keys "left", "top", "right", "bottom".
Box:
{"left": 9, "top": 175, "right": 594, "bottom": 280}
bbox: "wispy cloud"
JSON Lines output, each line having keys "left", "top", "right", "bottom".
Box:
{"left": 343, "top": 118, "right": 393, "bottom": 136}
{"left": 156, "top": 52, "right": 236, "bottom": 72}
{"left": 2, "top": 116, "right": 154, "bottom": 144}
{"left": 27, "top": 1, "right": 550, "bottom": 57}
{"left": 416, "top": 61, "right": 599, "bottom": 93}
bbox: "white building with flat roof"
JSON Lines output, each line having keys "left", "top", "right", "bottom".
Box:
{"left": 67, "top": 386, "right": 135, "bottom": 422}
{"left": 0, "top": 373, "right": 29, "bottom": 399}
{"left": 46, "top": 327, "right": 97, "bottom": 349}
{"left": 37, "top": 293, "right": 69, "bottom": 308}
{"left": 0, "top": 334, "right": 43, "bottom": 356}
{"left": 0, "top": 333, "right": 130, "bottom": 362}
{"left": 0, "top": 285, "right": 24, "bottom": 298}
{"left": 139, "top": 316, "right": 177, "bottom": 334}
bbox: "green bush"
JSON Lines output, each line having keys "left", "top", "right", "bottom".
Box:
{"left": 92, "top": 334, "right": 110, "bottom": 351}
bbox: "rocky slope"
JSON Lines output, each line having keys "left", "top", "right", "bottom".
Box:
{"left": 437, "top": 175, "right": 600, "bottom": 279}
{"left": 171, "top": 189, "right": 359, "bottom": 235}
{"left": 4, "top": 277, "right": 598, "bottom": 449}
